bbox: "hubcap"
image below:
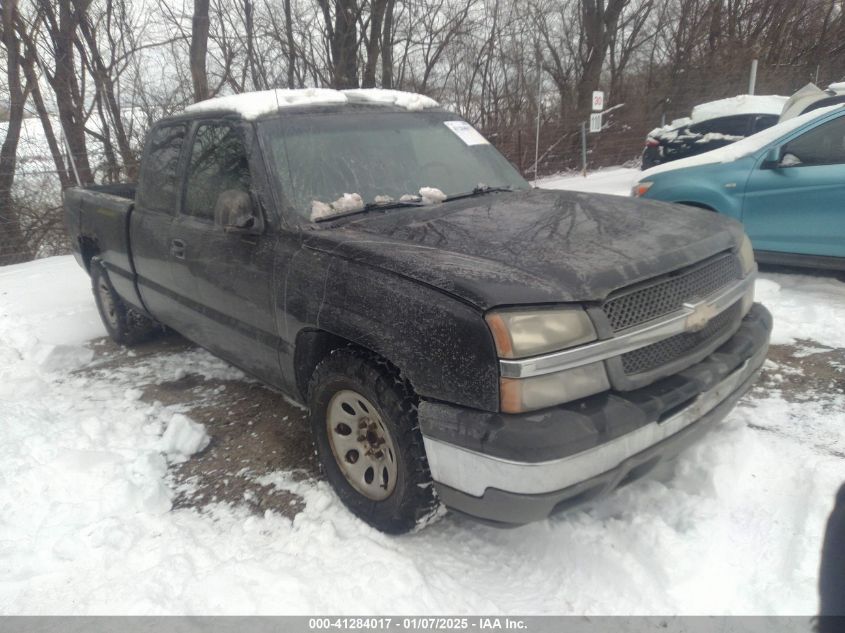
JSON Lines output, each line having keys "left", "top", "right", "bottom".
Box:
{"left": 98, "top": 280, "right": 119, "bottom": 329}
{"left": 326, "top": 390, "right": 398, "bottom": 501}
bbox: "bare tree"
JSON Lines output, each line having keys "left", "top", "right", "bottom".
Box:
{"left": 0, "top": 0, "right": 32, "bottom": 264}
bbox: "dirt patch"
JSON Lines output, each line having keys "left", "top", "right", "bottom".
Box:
{"left": 756, "top": 341, "right": 845, "bottom": 402}
{"left": 80, "top": 333, "right": 321, "bottom": 519}
{"left": 155, "top": 378, "right": 320, "bottom": 518}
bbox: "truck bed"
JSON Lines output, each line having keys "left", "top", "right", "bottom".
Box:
{"left": 63, "top": 183, "right": 141, "bottom": 309}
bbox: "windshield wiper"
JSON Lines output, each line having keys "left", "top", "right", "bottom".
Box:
{"left": 313, "top": 198, "right": 424, "bottom": 223}
{"left": 446, "top": 184, "right": 514, "bottom": 202}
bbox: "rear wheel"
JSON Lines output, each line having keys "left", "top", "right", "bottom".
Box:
{"left": 91, "top": 258, "right": 157, "bottom": 346}
{"left": 308, "top": 348, "right": 441, "bottom": 533}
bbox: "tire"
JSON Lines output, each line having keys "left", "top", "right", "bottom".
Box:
{"left": 91, "top": 257, "right": 157, "bottom": 346}
{"left": 308, "top": 347, "right": 441, "bottom": 533}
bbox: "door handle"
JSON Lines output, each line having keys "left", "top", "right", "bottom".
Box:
{"left": 171, "top": 238, "right": 186, "bottom": 259}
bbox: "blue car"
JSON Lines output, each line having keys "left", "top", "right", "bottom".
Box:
{"left": 633, "top": 105, "right": 845, "bottom": 271}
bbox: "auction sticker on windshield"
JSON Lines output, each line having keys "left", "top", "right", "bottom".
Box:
{"left": 444, "top": 120, "right": 490, "bottom": 145}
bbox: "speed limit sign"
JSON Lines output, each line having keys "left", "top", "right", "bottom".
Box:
{"left": 592, "top": 91, "right": 604, "bottom": 111}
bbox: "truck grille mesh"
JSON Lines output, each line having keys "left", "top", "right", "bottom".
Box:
{"left": 602, "top": 253, "right": 742, "bottom": 332}
{"left": 620, "top": 303, "right": 741, "bottom": 375}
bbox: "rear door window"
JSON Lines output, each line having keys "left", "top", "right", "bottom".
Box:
{"left": 137, "top": 123, "right": 187, "bottom": 213}
{"left": 184, "top": 123, "right": 252, "bottom": 223}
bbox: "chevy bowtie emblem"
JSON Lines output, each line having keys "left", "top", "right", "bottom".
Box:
{"left": 683, "top": 301, "right": 718, "bottom": 332}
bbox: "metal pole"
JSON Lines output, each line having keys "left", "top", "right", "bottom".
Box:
{"left": 533, "top": 55, "right": 542, "bottom": 183}
{"left": 748, "top": 59, "right": 758, "bottom": 95}
{"left": 581, "top": 121, "right": 587, "bottom": 177}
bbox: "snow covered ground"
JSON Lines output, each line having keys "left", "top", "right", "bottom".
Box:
{"left": 1, "top": 170, "right": 843, "bottom": 615}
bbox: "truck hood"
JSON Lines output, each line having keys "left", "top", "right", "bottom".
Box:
{"left": 304, "top": 188, "right": 744, "bottom": 310}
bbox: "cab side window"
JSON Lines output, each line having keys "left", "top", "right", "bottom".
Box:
{"left": 184, "top": 123, "right": 252, "bottom": 222}
{"left": 784, "top": 116, "right": 845, "bottom": 166}
{"left": 137, "top": 123, "right": 186, "bottom": 213}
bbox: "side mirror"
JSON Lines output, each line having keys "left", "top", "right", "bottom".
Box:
{"left": 762, "top": 146, "right": 782, "bottom": 168}
{"left": 214, "top": 189, "right": 263, "bottom": 235}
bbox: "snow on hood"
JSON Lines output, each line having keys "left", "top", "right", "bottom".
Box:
{"left": 185, "top": 88, "right": 440, "bottom": 120}
{"left": 641, "top": 104, "right": 845, "bottom": 179}
{"left": 828, "top": 82, "right": 845, "bottom": 93}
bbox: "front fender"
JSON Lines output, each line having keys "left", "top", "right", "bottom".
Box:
{"left": 283, "top": 246, "right": 500, "bottom": 412}
{"left": 648, "top": 183, "right": 742, "bottom": 221}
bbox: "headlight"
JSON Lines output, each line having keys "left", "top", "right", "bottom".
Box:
{"left": 485, "top": 307, "right": 597, "bottom": 359}
{"left": 486, "top": 307, "right": 608, "bottom": 413}
{"left": 500, "top": 362, "right": 610, "bottom": 413}
{"left": 738, "top": 234, "right": 755, "bottom": 276}
{"left": 632, "top": 181, "right": 653, "bottom": 197}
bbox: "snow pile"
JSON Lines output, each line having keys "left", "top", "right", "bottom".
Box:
{"left": 160, "top": 414, "right": 210, "bottom": 462}
{"left": 642, "top": 104, "right": 845, "bottom": 177}
{"left": 755, "top": 275, "right": 845, "bottom": 347}
{"left": 537, "top": 167, "right": 640, "bottom": 195}
{"left": 690, "top": 94, "right": 787, "bottom": 123}
{"left": 311, "top": 188, "right": 447, "bottom": 220}
{"left": 310, "top": 192, "right": 365, "bottom": 220}
{"left": 418, "top": 187, "right": 447, "bottom": 204}
{"left": 694, "top": 132, "right": 743, "bottom": 144}
{"left": 185, "top": 88, "right": 439, "bottom": 120}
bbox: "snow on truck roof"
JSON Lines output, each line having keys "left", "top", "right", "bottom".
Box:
{"left": 641, "top": 103, "right": 845, "bottom": 179}
{"left": 183, "top": 88, "right": 440, "bottom": 120}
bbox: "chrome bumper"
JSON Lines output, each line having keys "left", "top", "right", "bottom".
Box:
{"left": 424, "top": 336, "right": 767, "bottom": 499}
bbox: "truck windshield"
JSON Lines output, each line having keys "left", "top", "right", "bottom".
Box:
{"left": 259, "top": 110, "right": 529, "bottom": 221}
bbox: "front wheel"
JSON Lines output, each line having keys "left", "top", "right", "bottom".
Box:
{"left": 308, "top": 348, "right": 441, "bottom": 533}
{"left": 91, "top": 258, "right": 157, "bottom": 346}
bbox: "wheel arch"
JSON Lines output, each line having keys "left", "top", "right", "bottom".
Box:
{"left": 293, "top": 328, "right": 405, "bottom": 404}
{"left": 676, "top": 201, "right": 717, "bottom": 212}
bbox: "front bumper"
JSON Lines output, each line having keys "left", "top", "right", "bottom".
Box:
{"left": 419, "top": 303, "right": 772, "bottom": 526}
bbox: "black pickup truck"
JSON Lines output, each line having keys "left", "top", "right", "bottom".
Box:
{"left": 64, "top": 88, "right": 771, "bottom": 533}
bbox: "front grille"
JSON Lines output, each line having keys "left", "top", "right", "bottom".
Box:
{"left": 621, "top": 303, "right": 741, "bottom": 375}
{"left": 603, "top": 253, "right": 742, "bottom": 332}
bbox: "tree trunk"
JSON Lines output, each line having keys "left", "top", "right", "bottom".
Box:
{"left": 576, "top": 0, "right": 627, "bottom": 116}
{"left": 318, "top": 0, "right": 360, "bottom": 88}
{"left": 362, "top": 0, "right": 388, "bottom": 88}
{"left": 0, "top": 0, "right": 33, "bottom": 265}
{"left": 17, "top": 20, "right": 71, "bottom": 189}
{"left": 380, "top": 0, "right": 395, "bottom": 88}
{"left": 190, "top": 0, "right": 210, "bottom": 102}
